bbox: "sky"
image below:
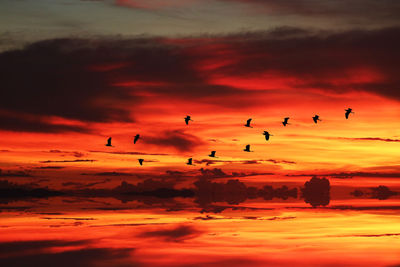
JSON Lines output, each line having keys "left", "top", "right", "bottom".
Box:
{"left": 1, "top": 1, "right": 400, "bottom": 266}
{"left": 1, "top": 0, "right": 400, "bottom": 181}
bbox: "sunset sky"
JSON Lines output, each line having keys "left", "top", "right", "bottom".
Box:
{"left": 1, "top": 1, "right": 400, "bottom": 266}
{"left": 1, "top": 0, "right": 400, "bottom": 181}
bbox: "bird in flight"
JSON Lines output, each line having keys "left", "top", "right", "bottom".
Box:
{"left": 209, "top": 151, "right": 217, "bottom": 157}
{"left": 244, "top": 144, "right": 252, "bottom": 152}
{"left": 134, "top": 134, "right": 140, "bottom": 144}
{"left": 345, "top": 108, "right": 354, "bottom": 119}
{"left": 244, "top": 118, "right": 253, "bottom": 128}
{"left": 138, "top": 159, "right": 144, "bottom": 165}
{"left": 282, "top": 117, "right": 290, "bottom": 126}
{"left": 312, "top": 115, "right": 321, "bottom": 124}
{"left": 105, "top": 137, "right": 112, "bottom": 147}
{"left": 186, "top": 158, "right": 194, "bottom": 165}
{"left": 263, "top": 131, "right": 273, "bottom": 141}
{"left": 185, "top": 115, "right": 193, "bottom": 125}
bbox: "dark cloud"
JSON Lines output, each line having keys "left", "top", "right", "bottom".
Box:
{"left": 143, "top": 130, "right": 205, "bottom": 152}
{"left": 35, "top": 166, "right": 65, "bottom": 169}
{"left": 40, "top": 217, "right": 96, "bottom": 221}
{"left": 195, "top": 158, "right": 295, "bottom": 166}
{"left": 2, "top": 27, "right": 400, "bottom": 133}
{"left": 136, "top": 224, "right": 202, "bottom": 242}
{"left": 0, "top": 169, "right": 33, "bottom": 177}
{"left": 0, "top": 112, "right": 89, "bottom": 133}
{"left": 62, "top": 178, "right": 111, "bottom": 189}
{"left": 0, "top": 240, "right": 135, "bottom": 267}
{"left": 331, "top": 233, "right": 400, "bottom": 238}
{"left": 85, "top": 171, "right": 134, "bottom": 176}
{"left": 0, "top": 239, "right": 89, "bottom": 256}
{"left": 222, "top": 0, "right": 400, "bottom": 20}
{"left": 242, "top": 216, "right": 296, "bottom": 221}
{"left": 336, "top": 137, "right": 400, "bottom": 143}
{"left": 198, "top": 168, "right": 229, "bottom": 178}
{"left": 196, "top": 168, "right": 273, "bottom": 178}
{"left": 90, "top": 150, "right": 170, "bottom": 156}
{"left": 39, "top": 159, "right": 97, "bottom": 163}
{"left": 288, "top": 171, "right": 400, "bottom": 178}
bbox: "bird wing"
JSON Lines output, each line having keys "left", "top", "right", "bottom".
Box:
{"left": 247, "top": 118, "right": 252, "bottom": 124}
{"left": 185, "top": 118, "right": 189, "bottom": 125}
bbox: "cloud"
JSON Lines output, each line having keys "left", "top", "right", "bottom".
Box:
{"left": 221, "top": 0, "right": 400, "bottom": 20}
{"left": 90, "top": 150, "right": 170, "bottom": 156}
{"left": 40, "top": 217, "right": 96, "bottom": 221}
{"left": 2, "top": 27, "right": 400, "bottom": 133}
{"left": 85, "top": 171, "right": 134, "bottom": 176}
{"left": 35, "top": 166, "right": 65, "bottom": 169}
{"left": 330, "top": 233, "right": 400, "bottom": 238}
{"left": 136, "top": 224, "right": 202, "bottom": 242}
{"left": 336, "top": 137, "right": 400, "bottom": 143}
{"left": 194, "top": 158, "right": 295, "bottom": 166}
{"left": 143, "top": 130, "right": 205, "bottom": 152}
{"left": 62, "top": 178, "right": 111, "bottom": 189}
{"left": 288, "top": 171, "right": 400, "bottom": 178}
{"left": 0, "top": 240, "right": 136, "bottom": 267}
{"left": 0, "top": 169, "right": 33, "bottom": 177}
{"left": 39, "top": 159, "right": 97, "bottom": 163}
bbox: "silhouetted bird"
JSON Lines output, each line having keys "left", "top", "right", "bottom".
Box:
{"left": 185, "top": 115, "right": 193, "bottom": 125}
{"left": 134, "top": 134, "right": 140, "bottom": 144}
{"left": 244, "top": 118, "right": 252, "bottom": 128}
{"left": 209, "top": 151, "right": 217, "bottom": 157}
{"left": 263, "top": 131, "right": 272, "bottom": 141}
{"left": 282, "top": 117, "right": 290, "bottom": 126}
{"left": 105, "top": 137, "right": 112, "bottom": 147}
{"left": 244, "top": 144, "right": 252, "bottom": 152}
{"left": 187, "top": 158, "right": 193, "bottom": 165}
{"left": 138, "top": 159, "right": 144, "bottom": 165}
{"left": 345, "top": 108, "right": 354, "bottom": 119}
{"left": 312, "top": 115, "right": 321, "bottom": 124}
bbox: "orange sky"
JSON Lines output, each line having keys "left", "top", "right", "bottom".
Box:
{"left": 1, "top": 29, "right": 400, "bottom": 181}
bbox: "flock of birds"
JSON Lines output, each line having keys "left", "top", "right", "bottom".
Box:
{"left": 105, "top": 108, "right": 355, "bottom": 166}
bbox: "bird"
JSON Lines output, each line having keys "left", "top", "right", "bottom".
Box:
{"left": 209, "top": 151, "right": 217, "bottom": 157}
{"left": 184, "top": 115, "right": 193, "bottom": 125}
{"left": 186, "top": 158, "right": 193, "bottom": 165}
{"left": 105, "top": 137, "right": 112, "bottom": 147}
{"left": 345, "top": 108, "right": 354, "bottom": 119}
{"left": 312, "top": 115, "right": 321, "bottom": 124}
{"left": 244, "top": 118, "right": 252, "bottom": 128}
{"left": 282, "top": 117, "right": 290, "bottom": 126}
{"left": 138, "top": 159, "right": 144, "bottom": 165}
{"left": 133, "top": 134, "right": 140, "bottom": 144}
{"left": 244, "top": 144, "right": 252, "bottom": 152}
{"left": 263, "top": 131, "right": 273, "bottom": 141}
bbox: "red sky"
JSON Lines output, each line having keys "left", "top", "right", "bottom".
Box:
{"left": 0, "top": 27, "right": 399, "bottom": 182}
